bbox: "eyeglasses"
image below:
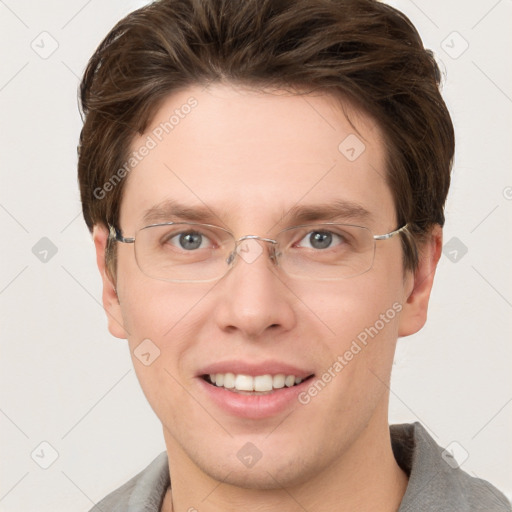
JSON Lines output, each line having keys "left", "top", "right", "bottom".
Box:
{"left": 108, "top": 222, "right": 409, "bottom": 283}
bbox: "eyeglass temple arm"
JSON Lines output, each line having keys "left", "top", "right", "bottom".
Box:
{"left": 108, "top": 225, "right": 135, "bottom": 244}
{"left": 373, "top": 223, "right": 409, "bottom": 241}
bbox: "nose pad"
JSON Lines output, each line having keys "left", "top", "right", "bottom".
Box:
{"left": 226, "top": 251, "right": 236, "bottom": 266}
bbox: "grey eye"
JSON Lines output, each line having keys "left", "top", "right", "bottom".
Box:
{"left": 178, "top": 232, "right": 204, "bottom": 250}
{"left": 308, "top": 231, "right": 332, "bottom": 249}
{"left": 163, "top": 231, "right": 210, "bottom": 251}
{"left": 297, "top": 230, "right": 344, "bottom": 250}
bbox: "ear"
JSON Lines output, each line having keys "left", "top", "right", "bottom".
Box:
{"left": 398, "top": 225, "right": 442, "bottom": 337}
{"left": 92, "top": 225, "right": 128, "bottom": 339}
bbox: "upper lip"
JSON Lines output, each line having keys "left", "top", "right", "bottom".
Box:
{"left": 197, "top": 360, "right": 314, "bottom": 379}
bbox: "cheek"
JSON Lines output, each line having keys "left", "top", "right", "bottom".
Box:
{"left": 300, "top": 268, "right": 403, "bottom": 344}
{"left": 120, "top": 282, "right": 215, "bottom": 363}
{"left": 118, "top": 280, "right": 214, "bottom": 424}
{"left": 303, "top": 282, "right": 402, "bottom": 416}
{"left": 114, "top": 249, "right": 208, "bottom": 377}
{"left": 116, "top": 242, "right": 212, "bottom": 342}
{"left": 301, "top": 270, "right": 404, "bottom": 397}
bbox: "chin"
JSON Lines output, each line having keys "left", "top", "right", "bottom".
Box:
{"left": 191, "top": 445, "right": 319, "bottom": 491}
{"left": 204, "top": 463, "right": 308, "bottom": 491}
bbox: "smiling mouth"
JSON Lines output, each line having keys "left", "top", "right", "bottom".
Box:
{"left": 202, "top": 373, "right": 315, "bottom": 395}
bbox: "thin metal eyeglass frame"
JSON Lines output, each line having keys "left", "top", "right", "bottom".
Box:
{"left": 108, "top": 222, "right": 410, "bottom": 281}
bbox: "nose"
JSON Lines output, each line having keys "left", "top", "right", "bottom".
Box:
{"left": 214, "top": 238, "right": 296, "bottom": 340}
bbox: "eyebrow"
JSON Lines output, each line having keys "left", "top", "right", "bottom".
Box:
{"left": 143, "top": 200, "right": 220, "bottom": 225}
{"left": 141, "top": 198, "right": 372, "bottom": 226}
{"left": 283, "top": 200, "right": 372, "bottom": 224}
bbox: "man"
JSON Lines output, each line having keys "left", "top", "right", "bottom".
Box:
{"left": 78, "top": 0, "right": 510, "bottom": 510}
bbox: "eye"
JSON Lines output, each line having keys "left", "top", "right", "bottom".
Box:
{"left": 296, "top": 230, "right": 345, "bottom": 250}
{"left": 165, "top": 230, "right": 212, "bottom": 251}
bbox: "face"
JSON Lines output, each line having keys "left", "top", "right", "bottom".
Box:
{"left": 95, "top": 84, "right": 437, "bottom": 490}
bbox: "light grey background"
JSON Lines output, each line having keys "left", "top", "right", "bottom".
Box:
{"left": 1, "top": 0, "right": 511, "bottom": 510}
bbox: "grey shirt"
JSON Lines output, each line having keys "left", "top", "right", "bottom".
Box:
{"left": 89, "top": 422, "right": 511, "bottom": 512}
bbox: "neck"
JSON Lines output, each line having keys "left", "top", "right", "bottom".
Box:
{"left": 162, "top": 407, "right": 407, "bottom": 512}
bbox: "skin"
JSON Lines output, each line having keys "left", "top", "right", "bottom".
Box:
{"left": 93, "top": 84, "right": 442, "bottom": 512}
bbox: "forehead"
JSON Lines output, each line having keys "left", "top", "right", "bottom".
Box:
{"left": 120, "top": 84, "right": 396, "bottom": 232}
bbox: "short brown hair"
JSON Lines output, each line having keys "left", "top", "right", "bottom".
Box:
{"left": 78, "top": 0, "right": 454, "bottom": 276}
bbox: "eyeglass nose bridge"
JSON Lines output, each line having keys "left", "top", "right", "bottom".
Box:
{"left": 226, "top": 234, "right": 279, "bottom": 266}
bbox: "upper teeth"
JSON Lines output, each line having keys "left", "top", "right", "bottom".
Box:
{"left": 210, "top": 373, "right": 303, "bottom": 392}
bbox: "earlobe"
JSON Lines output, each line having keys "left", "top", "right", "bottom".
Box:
{"left": 92, "top": 225, "right": 128, "bottom": 339}
{"left": 398, "top": 225, "right": 443, "bottom": 337}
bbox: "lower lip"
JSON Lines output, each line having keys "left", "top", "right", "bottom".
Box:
{"left": 197, "top": 377, "right": 313, "bottom": 419}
